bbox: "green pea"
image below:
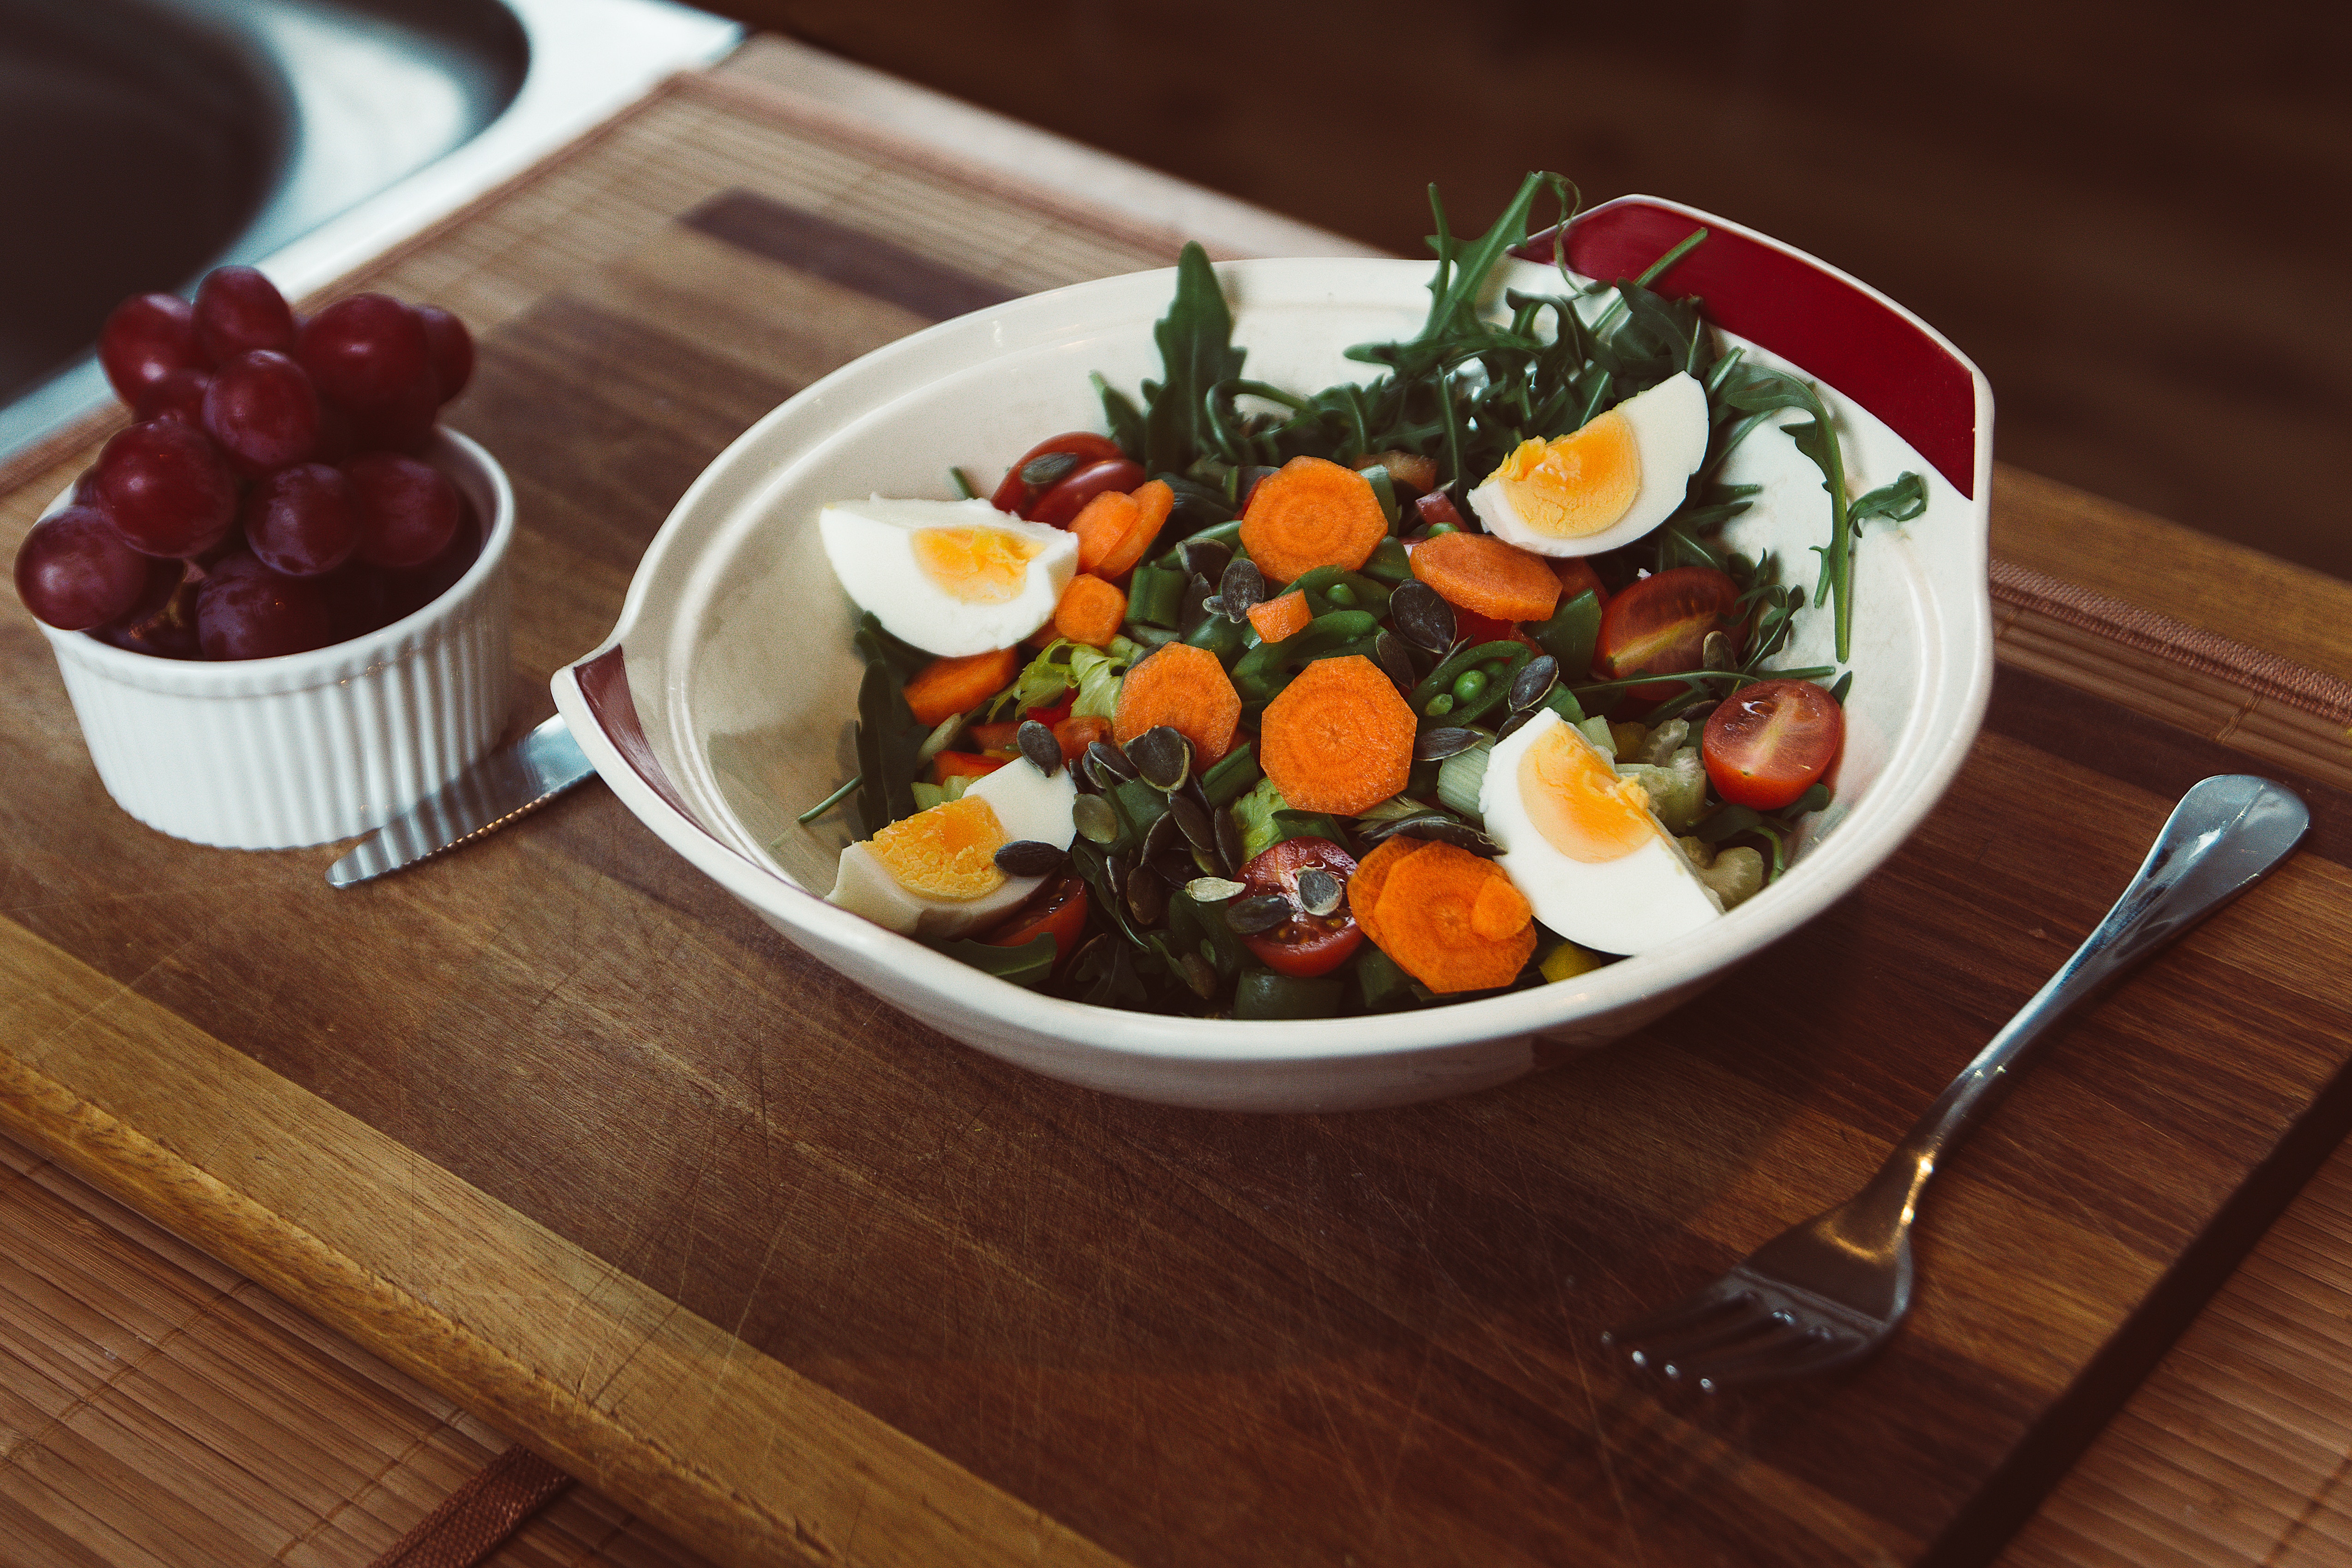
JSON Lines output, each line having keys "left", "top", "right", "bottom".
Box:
{"left": 1452, "top": 669, "right": 1488, "bottom": 703}
{"left": 1325, "top": 583, "right": 1357, "bottom": 608}
{"left": 1426, "top": 693, "right": 1455, "bottom": 717}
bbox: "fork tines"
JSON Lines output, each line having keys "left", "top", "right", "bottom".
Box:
{"left": 1603, "top": 1267, "right": 1880, "bottom": 1393}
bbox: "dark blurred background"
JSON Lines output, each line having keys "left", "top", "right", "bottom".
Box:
{"left": 710, "top": 0, "right": 2351, "bottom": 581}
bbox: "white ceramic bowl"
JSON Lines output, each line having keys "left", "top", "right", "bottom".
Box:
{"left": 39, "top": 428, "right": 515, "bottom": 850}
{"left": 552, "top": 195, "right": 1995, "bottom": 1113}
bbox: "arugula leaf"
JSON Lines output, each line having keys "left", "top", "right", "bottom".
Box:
{"left": 1723, "top": 369, "right": 1857, "bottom": 663}
{"left": 1851, "top": 472, "right": 1928, "bottom": 525}
{"left": 1144, "top": 242, "right": 1246, "bottom": 475}
{"left": 852, "top": 612, "right": 927, "bottom": 837}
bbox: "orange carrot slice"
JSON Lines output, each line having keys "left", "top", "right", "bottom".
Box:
{"left": 1257, "top": 654, "right": 1416, "bottom": 815}
{"left": 1112, "top": 641, "right": 1241, "bottom": 762}
{"left": 1367, "top": 841, "right": 1537, "bottom": 993}
{"left": 1053, "top": 712, "right": 1111, "bottom": 761}
{"left": 1238, "top": 456, "right": 1388, "bottom": 584}
{"left": 1245, "top": 588, "right": 1311, "bottom": 644}
{"left": 1346, "top": 834, "right": 1432, "bottom": 952}
{"left": 929, "top": 750, "right": 1008, "bottom": 784}
{"left": 904, "top": 647, "right": 1019, "bottom": 726}
{"left": 1069, "top": 480, "right": 1174, "bottom": 578}
{"left": 1409, "top": 531, "right": 1563, "bottom": 623}
{"left": 1053, "top": 573, "right": 1127, "bottom": 647}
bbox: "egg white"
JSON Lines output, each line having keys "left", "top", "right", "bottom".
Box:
{"left": 1469, "top": 371, "right": 1710, "bottom": 559}
{"left": 1479, "top": 710, "right": 1722, "bottom": 956}
{"left": 820, "top": 496, "right": 1078, "bottom": 657}
{"left": 823, "top": 757, "right": 1078, "bottom": 940}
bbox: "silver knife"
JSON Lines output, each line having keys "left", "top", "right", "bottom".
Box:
{"left": 326, "top": 715, "right": 596, "bottom": 886}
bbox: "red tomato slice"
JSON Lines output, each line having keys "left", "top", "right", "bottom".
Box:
{"left": 1701, "top": 679, "right": 1844, "bottom": 809}
{"left": 981, "top": 874, "right": 1090, "bottom": 965}
{"left": 929, "top": 750, "right": 1008, "bottom": 784}
{"left": 1592, "top": 566, "right": 1740, "bottom": 700}
{"left": 990, "top": 432, "right": 1127, "bottom": 516}
{"left": 1552, "top": 556, "right": 1609, "bottom": 609}
{"left": 1235, "top": 837, "right": 1365, "bottom": 978}
{"left": 1027, "top": 458, "right": 1147, "bottom": 528}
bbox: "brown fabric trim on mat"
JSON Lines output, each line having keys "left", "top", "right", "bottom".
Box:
{"left": 1991, "top": 558, "right": 2352, "bottom": 725}
{"left": 366, "top": 1445, "right": 574, "bottom": 1568}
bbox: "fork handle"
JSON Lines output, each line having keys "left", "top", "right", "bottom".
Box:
{"left": 1844, "top": 775, "right": 2308, "bottom": 1241}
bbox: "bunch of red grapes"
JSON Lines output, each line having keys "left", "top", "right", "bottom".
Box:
{"left": 12, "top": 267, "right": 479, "bottom": 660}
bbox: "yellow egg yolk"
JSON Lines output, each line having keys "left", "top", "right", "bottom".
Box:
{"left": 1518, "top": 723, "right": 1658, "bottom": 863}
{"left": 1485, "top": 411, "right": 1642, "bottom": 538}
{"left": 911, "top": 526, "right": 1047, "bottom": 604}
{"left": 868, "top": 795, "right": 1009, "bottom": 898}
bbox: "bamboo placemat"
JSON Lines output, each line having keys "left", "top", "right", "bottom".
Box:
{"left": 10, "top": 40, "right": 2352, "bottom": 1568}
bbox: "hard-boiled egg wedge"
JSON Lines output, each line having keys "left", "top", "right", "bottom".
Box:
{"left": 826, "top": 754, "right": 1078, "bottom": 940}
{"left": 820, "top": 497, "right": 1078, "bottom": 657}
{"left": 1479, "top": 709, "right": 1721, "bottom": 956}
{"left": 1467, "top": 371, "right": 1709, "bottom": 558}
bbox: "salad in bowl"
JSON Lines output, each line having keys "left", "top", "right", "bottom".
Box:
{"left": 552, "top": 174, "right": 1992, "bottom": 1110}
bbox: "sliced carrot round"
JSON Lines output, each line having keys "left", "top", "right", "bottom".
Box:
{"left": 1112, "top": 641, "right": 1241, "bottom": 762}
{"left": 1346, "top": 834, "right": 1431, "bottom": 952}
{"left": 1410, "top": 530, "right": 1562, "bottom": 623}
{"left": 1367, "top": 842, "right": 1536, "bottom": 993}
{"left": 903, "top": 647, "right": 1019, "bottom": 726}
{"left": 1257, "top": 654, "right": 1416, "bottom": 816}
{"left": 1239, "top": 456, "right": 1388, "bottom": 584}
{"left": 1245, "top": 588, "right": 1311, "bottom": 644}
{"left": 1053, "top": 573, "right": 1126, "bottom": 647}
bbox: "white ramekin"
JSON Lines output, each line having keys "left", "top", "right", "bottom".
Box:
{"left": 37, "top": 427, "right": 515, "bottom": 850}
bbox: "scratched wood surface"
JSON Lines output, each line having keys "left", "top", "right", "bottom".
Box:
{"left": 9, "top": 60, "right": 2352, "bottom": 1568}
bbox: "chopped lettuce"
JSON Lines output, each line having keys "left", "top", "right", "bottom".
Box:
{"left": 1007, "top": 634, "right": 1143, "bottom": 720}
{"left": 1232, "top": 776, "right": 1289, "bottom": 863}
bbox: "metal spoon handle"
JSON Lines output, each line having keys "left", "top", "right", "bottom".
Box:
{"left": 1858, "top": 775, "right": 2308, "bottom": 1229}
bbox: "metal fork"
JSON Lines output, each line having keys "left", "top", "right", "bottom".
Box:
{"left": 1604, "top": 774, "right": 2310, "bottom": 1393}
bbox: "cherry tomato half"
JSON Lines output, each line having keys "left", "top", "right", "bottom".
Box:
{"left": 981, "top": 874, "right": 1091, "bottom": 966}
{"left": 990, "top": 432, "right": 1126, "bottom": 516}
{"left": 1551, "top": 556, "right": 1609, "bottom": 610}
{"left": 1592, "top": 566, "right": 1740, "bottom": 700}
{"left": 1701, "top": 679, "right": 1844, "bottom": 809}
{"left": 1234, "top": 837, "right": 1364, "bottom": 978}
{"left": 1027, "top": 458, "right": 1147, "bottom": 528}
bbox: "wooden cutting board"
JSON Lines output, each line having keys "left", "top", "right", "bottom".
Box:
{"left": 7, "top": 71, "right": 2352, "bottom": 1568}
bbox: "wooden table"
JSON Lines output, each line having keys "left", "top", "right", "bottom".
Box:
{"left": 9, "top": 38, "right": 2352, "bottom": 1568}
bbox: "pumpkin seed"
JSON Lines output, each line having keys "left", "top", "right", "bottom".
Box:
{"left": 993, "top": 840, "right": 1066, "bottom": 877}
{"left": 1213, "top": 804, "right": 1245, "bottom": 874}
{"left": 1702, "top": 629, "right": 1737, "bottom": 672}
{"left": 1365, "top": 814, "right": 1499, "bottom": 856}
{"left": 1187, "top": 876, "right": 1246, "bottom": 902}
{"left": 1176, "top": 952, "right": 1219, "bottom": 999}
{"left": 1141, "top": 807, "right": 1179, "bottom": 864}
{"left": 1017, "top": 720, "right": 1063, "bottom": 776}
{"left": 1224, "top": 892, "right": 1295, "bottom": 935}
{"left": 1296, "top": 866, "right": 1345, "bottom": 917}
{"left": 1127, "top": 725, "right": 1192, "bottom": 791}
{"left": 1217, "top": 557, "right": 1265, "bottom": 623}
{"left": 1125, "top": 865, "right": 1167, "bottom": 927}
{"left": 1508, "top": 654, "right": 1558, "bottom": 712}
{"left": 1106, "top": 852, "right": 1130, "bottom": 904}
{"left": 1373, "top": 629, "right": 1418, "bottom": 692}
{"left": 1390, "top": 580, "right": 1456, "bottom": 653}
{"left": 1180, "top": 538, "right": 1232, "bottom": 583}
{"left": 1495, "top": 708, "right": 1535, "bottom": 742}
{"left": 1167, "top": 793, "right": 1218, "bottom": 859}
{"left": 1019, "top": 450, "right": 1080, "bottom": 487}
{"left": 1157, "top": 849, "right": 1206, "bottom": 885}
{"left": 1413, "top": 726, "right": 1484, "bottom": 762}
{"left": 1084, "top": 739, "right": 1139, "bottom": 788}
{"left": 1073, "top": 794, "right": 1119, "bottom": 845}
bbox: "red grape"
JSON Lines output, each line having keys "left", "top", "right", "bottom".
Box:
{"left": 345, "top": 452, "right": 459, "bottom": 569}
{"left": 194, "top": 266, "right": 297, "bottom": 363}
{"left": 415, "top": 305, "right": 474, "bottom": 403}
{"left": 245, "top": 464, "right": 359, "bottom": 577}
{"left": 347, "top": 374, "right": 437, "bottom": 455}
{"left": 312, "top": 397, "right": 355, "bottom": 465}
{"left": 298, "top": 294, "right": 431, "bottom": 411}
{"left": 378, "top": 496, "right": 482, "bottom": 621}
{"left": 202, "top": 350, "right": 320, "bottom": 473}
{"left": 98, "top": 293, "right": 208, "bottom": 405}
{"left": 94, "top": 421, "right": 239, "bottom": 557}
{"left": 92, "top": 558, "right": 201, "bottom": 659}
{"left": 196, "top": 553, "right": 334, "bottom": 659}
{"left": 134, "top": 368, "right": 212, "bottom": 429}
{"left": 14, "top": 505, "right": 153, "bottom": 630}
